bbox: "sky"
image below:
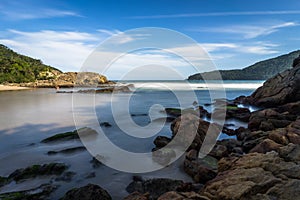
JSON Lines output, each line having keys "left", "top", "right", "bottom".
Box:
{"left": 0, "top": 0, "right": 300, "bottom": 80}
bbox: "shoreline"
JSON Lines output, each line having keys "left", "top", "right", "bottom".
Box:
{"left": 0, "top": 84, "right": 31, "bottom": 91}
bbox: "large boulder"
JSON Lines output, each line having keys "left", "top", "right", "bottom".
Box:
{"left": 201, "top": 152, "right": 300, "bottom": 200}
{"left": 171, "top": 114, "right": 221, "bottom": 152}
{"left": 60, "top": 184, "right": 112, "bottom": 200}
{"left": 243, "top": 62, "right": 300, "bottom": 107}
{"left": 126, "top": 178, "right": 184, "bottom": 200}
{"left": 184, "top": 150, "right": 218, "bottom": 184}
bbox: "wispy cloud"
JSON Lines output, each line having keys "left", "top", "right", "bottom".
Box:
{"left": 201, "top": 42, "right": 279, "bottom": 55}
{"left": 0, "top": 9, "right": 81, "bottom": 20}
{"left": 193, "top": 22, "right": 298, "bottom": 39}
{"left": 0, "top": 29, "right": 280, "bottom": 79}
{"left": 0, "top": 30, "right": 105, "bottom": 71}
{"left": 128, "top": 10, "right": 300, "bottom": 19}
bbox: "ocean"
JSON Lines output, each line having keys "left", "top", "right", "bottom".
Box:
{"left": 0, "top": 80, "right": 263, "bottom": 199}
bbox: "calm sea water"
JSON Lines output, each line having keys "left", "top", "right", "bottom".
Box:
{"left": 0, "top": 80, "right": 263, "bottom": 199}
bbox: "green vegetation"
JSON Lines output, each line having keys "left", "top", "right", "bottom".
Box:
{"left": 41, "top": 130, "right": 79, "bottom": 143}
{"left": 226, "top": 105, "right": 238, "bottom": 110}
{"left": 10, "top": 163, "right": 68, "bottom": 181}
{"left": 188, "top": 50, "right": 300, "bottom": 80}
{"left": 0, "top": 44, "right": 61, "bottom": 83}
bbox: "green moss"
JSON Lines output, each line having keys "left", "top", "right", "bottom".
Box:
{"left": 10, "top": 163, "right": 68, "bottom": 181}
{"left": 226, "top": 105, "right": 238, "bottom": 110}
{"left": 41, "top": 130, "right": 79, "bottom": 143}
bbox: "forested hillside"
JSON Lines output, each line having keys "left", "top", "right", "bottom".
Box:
{"left": 0, "top": 44, "right": 61, "bottom": 83}
{"left": 188, "top": 50, "right": 300, "bottom": 80}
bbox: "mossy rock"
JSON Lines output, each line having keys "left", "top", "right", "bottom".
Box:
{"left": 41, "top": 130, "right": 79, "bottom": 143}
{"left": 47, "top": 146, "right": 86, "bottom": 155}
{"left": 0, "top": 184, "right": 56, "bottom": 200}
{"left": 41, "top": 127, "right": 95, "bottom": 143}
{"left": 226, "top": 105, "right": 238, "bottom": 110}
{"left": 8, "top": 163, "right": 68, "bottom": 182}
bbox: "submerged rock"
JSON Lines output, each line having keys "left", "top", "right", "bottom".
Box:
{"left": 60, "top": 183, "right": 112, "bottom": 200}
{"left": 100, "top": 122, "right": 112, "bottom": 127}
{"left": 153, "top": 136, "right": 172, "bottom": 148}
{"left": 0, "top": 183, "right": 57, "bottom": 200}
{"left": 41, "top": 127, "right": 97, "bottom": 143}
{"left": 47, "top": 146, "right": 86, "bottom": 155}
{"left": 8, "top": 163, "right": 68, "bottom": 182}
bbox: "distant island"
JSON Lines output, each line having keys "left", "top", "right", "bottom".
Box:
{"left": 188, "top": 50, "right": 300, "bottom": 80}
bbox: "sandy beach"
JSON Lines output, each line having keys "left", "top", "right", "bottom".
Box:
{"left": 0, "top": 84, "right": 30, "bottom": 91}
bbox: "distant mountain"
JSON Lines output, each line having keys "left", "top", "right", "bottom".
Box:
{"left": 0, "top": 44, "right": 61, "bottom": 83}
{"left": 188, "top": 50, "right": 300, "bottom": 80}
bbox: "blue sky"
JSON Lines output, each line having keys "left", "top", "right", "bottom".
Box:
{"left": 0, "top": 0, "right": 300, "bottom": 79}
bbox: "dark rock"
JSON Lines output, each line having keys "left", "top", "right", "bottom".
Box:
{"left": 126, "top": 178, "right": 184, "bottom": 200}
{"left": 0, "top": 184, "right": 57, "bottom": 200}
{"left": 158, "top": 191, "right": 210, "bottom": 200}
{"left": 249, "top": 138, "right": 283, "bottom": 154}
{"left": 78, "top": 85, "right": 131, "bottom": 93}
{"left": 196, "top": 106, "right": 211, "bottom": 118}
{"left": 278, "top": 143, "right": 300, "bottom": 162}
{"left": 8, "top": 163, "right": 68, "bottom": 182}
{"left": 209, "top": 144, "right": 228, "bottom": 159}
{"left": 90, "top": 156, "right": 103, "bottom": 168}
{"left": 248, "top": 108, "right": 296, "bottom": 131}
{"left": 55, "top": 171, "right": 76, "bottom": 182}
{"left": 171, "top": 114, "right": 221, "bottom": 152}
{"left": 292, "top": 55, "right": 300, "bottom": 68}
{"left": 268, "top": 128, "right": 289, "bottom": 145}
{"left": 164, "top": 108, "right": 182, "bottom": 117}
{"left": 286, "top": 118, "right": 300, "bottom": 144}
{"left": 124, "top": 192, "right": 149, "bottom": 200}
{"left": 222, "top": 127, "right": 236, "bottom": 136}
{"left": 153, "top": 136, "right": 171, "bottom": 148}
{"left": 61, "top": 184, "right": 112, "bottom": 200}
{"left": 184, "top": 150, "right": 218, "bottom": 184}
{"left": 152, "top": 148, "right": 176, "bottom": 165}
{"left": 244, "top": 62, "right": 300, "bottom": 107}
{"left": 235, "top": 127, "right": 250, "bottom": 141}
{"left": 47, "top": 146, "right": 86, "bottom": 155}
{"left": 85, "top": 172, "right": 96, "bottom": 179}
{"left": 202, "top": 152, "right": 300, "bottom": 200}
{"left": 100, "top": 122, "right": 112, "bottom": 127}
{"left": 41, "top": 127, "right": 96, "bottom": 143}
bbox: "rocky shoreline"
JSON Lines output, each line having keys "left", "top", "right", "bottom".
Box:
{"left": 1, "top": 59, "right": 300, "bottom": 199}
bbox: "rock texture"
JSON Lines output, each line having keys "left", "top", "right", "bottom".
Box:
{"left": 243, "top": 63, "right": 300, "bottom": 107}
{"left": 171, "top": 113, "right": 221, "bottom": 152}
{"left": 126, "top": 178, "right": 184, "bottom": 200}
{"left": 61, "top": 184, "right": 112, "bottom": 200}
{"left": 201, "top": 151, "right": 300, "bottom": 200}
{"left": 18, "top": 72, "right": 109, "bottom": 88}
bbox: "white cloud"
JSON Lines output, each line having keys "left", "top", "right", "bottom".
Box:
{"left": 193, "top": 22, "right": 298, "bottom": 39}
{"left": 128, "top": 10, "right": 300, "bottom": 19}
{"left": 0, "top": 29, "right": 280, "bottom": 79}
{"left": 0, "top": 9, "right": 81, "bottom": 20}
{"left": 0, "top": 30, "right": 104, "bottom": 71}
